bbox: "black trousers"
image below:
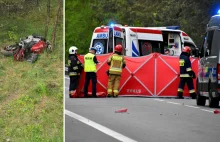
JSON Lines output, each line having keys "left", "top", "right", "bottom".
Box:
{"left": 84, "top": 72, "right": 97, "bottom": 97}
{"left": 69, "top": 76, "right": 80, "bottom": 92}
{"left": 178, "top": 77, "right": 195, "bottom": 97}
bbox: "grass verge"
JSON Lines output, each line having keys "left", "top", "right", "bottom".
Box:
{"left": 0, "top": 47, "right": 63, "bottom": 141}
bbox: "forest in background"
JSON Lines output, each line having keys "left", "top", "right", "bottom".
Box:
{"left": 0, "top": 0, "right": 63, "bottom": 141}
{"left": 65, "top": 0, "right": 220, "bottom": 61}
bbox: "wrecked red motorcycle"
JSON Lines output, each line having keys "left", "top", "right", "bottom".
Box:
{"left": 1, "top": 34, "right": 51, "bottom": 63}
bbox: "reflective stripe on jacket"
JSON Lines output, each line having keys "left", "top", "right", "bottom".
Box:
{"left": 68, "top": 55, "right": 82, "bottom": 76}
{"left": 179, "top": 53, "right": 192, "bottom": 78}
{"left": 109, "top": 54, "right": 124, "bottom": 75}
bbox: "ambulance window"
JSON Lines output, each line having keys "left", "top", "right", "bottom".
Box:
{"left": 114, "top": 37, "right": 125, "bottom": 54}
{"left": 114, "top": 37, "right": 123, "bottom": 46}
{"left": 210, "top": 30, "right": 218, "bottom": 56}
{"left": 208, "top": 16, "right": 220, "bottom": 28}
{"left": 139, "top": 40, "right": 162, "bottom": 56}
{"left": 207, "top": 30, "right": 214, "bottom": 56}
{"left": 200, "top": 33, "right": 207, "bottom": 57}
{"left": 92, "top": 39, "right": 107, "bottom": 54}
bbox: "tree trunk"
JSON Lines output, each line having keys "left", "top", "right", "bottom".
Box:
{"left": 45, "top": 0, "right": 50, "bottom": 39}
{"left": 51, "top": 0, "right": 62, "bottom": 51}
{"left": 36, "top": 0, "right": 39, "bottom": 6}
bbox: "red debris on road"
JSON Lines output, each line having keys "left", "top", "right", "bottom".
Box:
{"left": 213, "top": 110, "right": 220, "bottom": 114}
{"left": 115, "top": 108, "right": 128, "bottom": 113}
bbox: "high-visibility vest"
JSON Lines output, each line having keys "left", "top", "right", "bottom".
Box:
{"left": 68, "top": 55, "right": 81, "bottom": 76}
{"left": 84, "top": 53, "right": 96, "bottom": 72}
{"left": 109, "top": 54, "right": 123, "bottom": 75}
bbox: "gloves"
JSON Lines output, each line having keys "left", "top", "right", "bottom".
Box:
{"left": 122, "top": 63, "right": 126, "bottom": 68}
{"left": 192, "top": 71, "right": 196, "bottom": 79}
{"left": 73, "top": 66, "right": 78, "bottom": 70}
{"left": 106, "top": 70, "right": 109, "bottom": 76}
{"left": 188, "top": 70, "right": 196, "bottom": 79}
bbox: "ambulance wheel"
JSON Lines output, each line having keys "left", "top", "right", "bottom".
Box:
{"left": 196, "top": 80, "right": 206, "bottom": 106}
{"left": 209, "top": 89, "right": 219, "bottom": 108}
{"left": 196, "top": 93, "right": 206, "bottom": 106}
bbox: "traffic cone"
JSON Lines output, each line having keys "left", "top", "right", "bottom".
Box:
{"left": 115, "top": 108, "right": 128, "bottom": 113}
{"left": 213, "top": 110, "right": 220, "bottom": 114}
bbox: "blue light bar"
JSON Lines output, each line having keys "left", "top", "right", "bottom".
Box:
{"left": 110, "top": 23, "right": 114, "bottom": 27}
{"left": 166, "top": 26, "right": 180, "bottom": 30}
{"left": 217, "top": 9, "right": 220, "bottom": 15}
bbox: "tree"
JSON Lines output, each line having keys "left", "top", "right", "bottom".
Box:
{"left": 45, "top": 0, "right": 50, "bottom": 39}
{"left": 51, "top": 0, "right": 62, "bottom": 51}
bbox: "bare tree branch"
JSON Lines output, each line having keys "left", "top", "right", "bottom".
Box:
{"left": 45, "top": 0, "right": 50, "bottom": 39}
{"left": 51, "top": 0, "right": 62, "bottom": 51}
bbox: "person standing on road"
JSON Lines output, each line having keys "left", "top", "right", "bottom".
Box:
{"left": 68, "top": 46, "right": 83, "bottom": 98}
{"left": 177, "top": 46, "right": 196, "bottom": 99}
{"left": 84, "top": 47, "right": 99, "bottom": 98}
{"left": 106, "top": 44, "right": 126, "bottom": 97}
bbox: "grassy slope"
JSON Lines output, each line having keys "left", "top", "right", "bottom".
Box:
{"left": 0, "top": 1, "right": 63, "bottom": 142}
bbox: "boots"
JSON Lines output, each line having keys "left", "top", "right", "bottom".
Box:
{"left": 177, "top": 92, "right": 184, "bottom": 99}
{"left": 190, "top": 93, "right": 197, "bottom": 99}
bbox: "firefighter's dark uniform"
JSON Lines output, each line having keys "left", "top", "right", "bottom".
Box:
{"left": 177, "top": 52, "right": 196, "bottom": 98}
{"left": 68, "top": 54, "right": 83, "bottom": 98}
{"left": 84, "top": 52, "right": 98, "bottom": 97}
{"left": 107, "top": 52, "right": 126, "bottom": 97}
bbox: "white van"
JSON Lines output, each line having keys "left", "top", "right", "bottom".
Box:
{"left": 90, "top": 25, "right": 198, "bottom": 57}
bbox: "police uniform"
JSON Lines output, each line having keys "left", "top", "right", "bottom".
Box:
{"left": 68, "top": 54, "right": 82, "bottom": 98}
{"left": 177, "top": 52, "right": 196, "bottom": 98}
{"left": 107, "top": 53, "right": 126, "bottom": 97}
{"left": 84, "top": 52, "right": 98, "bottom": 97}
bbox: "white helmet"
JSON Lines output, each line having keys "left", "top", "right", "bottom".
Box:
{"left": 69, "top": 46, "right": 78, "bottom": 54}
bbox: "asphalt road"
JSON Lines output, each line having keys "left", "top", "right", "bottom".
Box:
{"left": 65, "top": 76, "right": 220, "bottom": 142}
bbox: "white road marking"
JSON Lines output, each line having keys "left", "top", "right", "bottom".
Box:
{"left": 167, "top": 101, "right": 181, "bottom": 105}
{"left": 154, "top": 99, "right": 165, "bottom": 102}
{"left": 65, "top": 109, "right": 138, "bottom": 142}
{"left": 184, "top": 105, "right": 200, "bottom": 109}
{"left": 154, "top": 99, "right": 215, "bottom": 113}
{"left": 200, "top": 109, "right": 213, "bottom": 113}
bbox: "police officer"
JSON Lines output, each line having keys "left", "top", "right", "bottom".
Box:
{"left": 177, "top": 46, "right": 196, "bottom": 99}
{"left": 107, "top": 44, "right": 126, "bottom": 97}
{"left": 84, "top": 47, "right": 99, "bottom": 98}
{"left": 68, "top": 46, "right": 83, "bottom": 98}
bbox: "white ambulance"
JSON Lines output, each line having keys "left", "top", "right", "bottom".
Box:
{"left": 90, "top": 24, "right": 198, "bottom": 57}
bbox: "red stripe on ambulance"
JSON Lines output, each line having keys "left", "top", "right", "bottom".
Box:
{"left": 182, "top": 32, "right": 188, "bottom": 37}
{"left": 130, "top": 28, "right": 162, "bottom": 34}
{"left": 114, "top": 26, "right": 122, "bottom": 32}
{"left": 94, "top": 28, "right": 109, "bottom": 33}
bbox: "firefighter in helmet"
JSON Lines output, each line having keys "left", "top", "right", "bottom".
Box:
{"left": 84, "top": 47, "right": 99, "bottom": 98}
{"left": 177, "top": 46, "right": 196, "bottom": 99}
{"left": 68, "top": 46, "right": 83, "bottom": 98}
{"left": 107, "top": 44, "right": 126, "bottom": 97}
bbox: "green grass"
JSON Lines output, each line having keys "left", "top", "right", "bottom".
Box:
{"left": 0, "top": 48, "right": 63, "bottom": 141}
{"left": 0, "top": 1, "right": 63, "bottom": 141}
